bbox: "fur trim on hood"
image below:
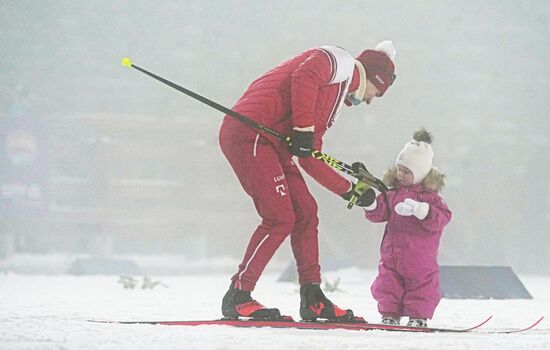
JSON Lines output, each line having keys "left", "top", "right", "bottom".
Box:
{"left": 383, "top": 166, "right": 446, "bottom": 192}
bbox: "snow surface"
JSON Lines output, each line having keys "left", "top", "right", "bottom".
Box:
{"left": 0, "top": 267, "right": 548, "bottom": 350}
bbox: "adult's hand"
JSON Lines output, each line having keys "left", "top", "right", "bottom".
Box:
{"left": 288, "top": 128, "right": 313, "bottom": 158}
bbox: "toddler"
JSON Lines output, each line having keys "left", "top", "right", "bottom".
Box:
{"left": 363, "top": 129, "right": 452, "bottom": 328}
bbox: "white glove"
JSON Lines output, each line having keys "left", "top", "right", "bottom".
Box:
{"left": 394, "top": 198, "right": 429, "bottom": 220}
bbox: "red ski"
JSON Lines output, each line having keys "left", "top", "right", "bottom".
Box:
{"left": 487, "top": 316, "right": 544, "bottom": 334}
{"left": 90, "top": 315, "right": 494, "bottom": 333}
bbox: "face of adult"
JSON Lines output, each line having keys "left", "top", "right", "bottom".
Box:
{"left": 362, "top": 79, "right": 382, "bottom": 105}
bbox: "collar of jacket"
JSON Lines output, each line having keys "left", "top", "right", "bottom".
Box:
{"left": 383, "top": 166, "right": 447, "bottom": 192}
{"left": 343, "top": 65, "right": 362, "bottom": 106}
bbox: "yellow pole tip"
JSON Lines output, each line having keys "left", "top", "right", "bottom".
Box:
{"left": 121, "top": 57, "right": 133, "bottom": 68}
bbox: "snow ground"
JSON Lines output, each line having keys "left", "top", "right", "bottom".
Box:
{"left": 0, "top": 267, "right": 548, "bottom": 350}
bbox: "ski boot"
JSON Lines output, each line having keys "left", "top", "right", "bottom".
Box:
{"left": 407, "top": 318, "right": 428, "bottom": 328}
{"left": 381, "top": 315, "right": 401, "bottom": 325}
{"left": 222, "top": 284, "right": 282, "bottom": 320}
{"left": 299, "top": 283, "right": 355, "bottom": 322}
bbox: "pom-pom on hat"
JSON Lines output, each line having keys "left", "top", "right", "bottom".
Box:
{"left": 356, "top": 40, "right": 396, "bottom": 96}
{"left": 396, "top": 129, "right": 434, "bottom": 184}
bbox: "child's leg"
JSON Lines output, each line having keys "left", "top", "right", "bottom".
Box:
{"left": 371, "top": 261, "right": 405, "bottom": 318}
{"left": 402, "top": 268, "right": 441, "bottom": 319}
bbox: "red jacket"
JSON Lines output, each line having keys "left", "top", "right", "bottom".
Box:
{"left": 224, "top": 46, "right": 360, "bottom": 195}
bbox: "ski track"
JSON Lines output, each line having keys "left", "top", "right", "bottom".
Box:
{"left": 0, "top": 269, "right": 548, "bottom": 350}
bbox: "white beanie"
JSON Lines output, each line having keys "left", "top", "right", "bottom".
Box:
{"left": 396, "top": 129, "right": 434, "bottom": 184}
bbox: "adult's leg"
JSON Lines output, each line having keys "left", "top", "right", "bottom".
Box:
{"left": 283, "top": 160, "right": 355, "bottom": 321}
{"left": 281, "top": 159, "right": 321, "bottom": 285}
{"left": 221, "top": 133, "right": 296, "bottom": 291}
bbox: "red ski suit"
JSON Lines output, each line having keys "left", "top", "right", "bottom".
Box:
{"left": 219, "top": 46, "right": 360, "bottom": 291}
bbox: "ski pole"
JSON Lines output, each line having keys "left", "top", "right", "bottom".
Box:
{"left": 120, "top": 57, "right": 388, "bottom": 203}
{"left": 121, "top": 57, "right": 282, "bottom": 140}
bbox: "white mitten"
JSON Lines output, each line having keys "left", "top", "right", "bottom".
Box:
{"left": 405, "top": 198, "right": 429, "bottom": 219}
{"left": 394, "top": 198, "right": 429, "bottom": 220}
{"left": 395, "top": 201, "right": 414, "bottom": 216}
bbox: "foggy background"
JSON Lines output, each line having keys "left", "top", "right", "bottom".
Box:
{"left": 1, "top": 0, "right": 548, "bottom": 275}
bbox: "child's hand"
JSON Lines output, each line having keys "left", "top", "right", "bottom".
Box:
{"left": 394, "top": 198, "right": 429, "bottom": 219}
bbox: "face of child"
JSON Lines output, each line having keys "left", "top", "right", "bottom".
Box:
{"left": 396, "top": 164, "right": 414, "bottom": 187}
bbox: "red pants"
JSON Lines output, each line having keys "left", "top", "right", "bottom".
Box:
{"left": 219, "top": 121, "right": 321, "bottom": 291}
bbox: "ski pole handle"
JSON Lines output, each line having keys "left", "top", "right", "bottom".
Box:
{"left": 347, "top": 193, "right": 359, "bottom": 209}
{"left": 312, "top": 151, "right": 388, "bottom": 193}
{"left": 345, "top": 179, "right": 372, "bottom": 209}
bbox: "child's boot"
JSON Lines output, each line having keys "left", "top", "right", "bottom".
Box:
{"left": 407, "top": 318, "right": 428, "bottom": 328}
{"left": 381, "top": 315, "right": 401, "bottom": 325}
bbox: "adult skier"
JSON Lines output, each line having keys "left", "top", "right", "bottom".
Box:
{"left": 219, "top": 41, "right": 397, "bottom": 321}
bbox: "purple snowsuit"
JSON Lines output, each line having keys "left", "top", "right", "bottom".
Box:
{"left": 364, "top": 173, "right": 451, "bottom": 319}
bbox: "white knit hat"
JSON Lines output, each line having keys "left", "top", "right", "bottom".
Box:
{"left": 396, "top": 129, "right": 434, "bottom": 184}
